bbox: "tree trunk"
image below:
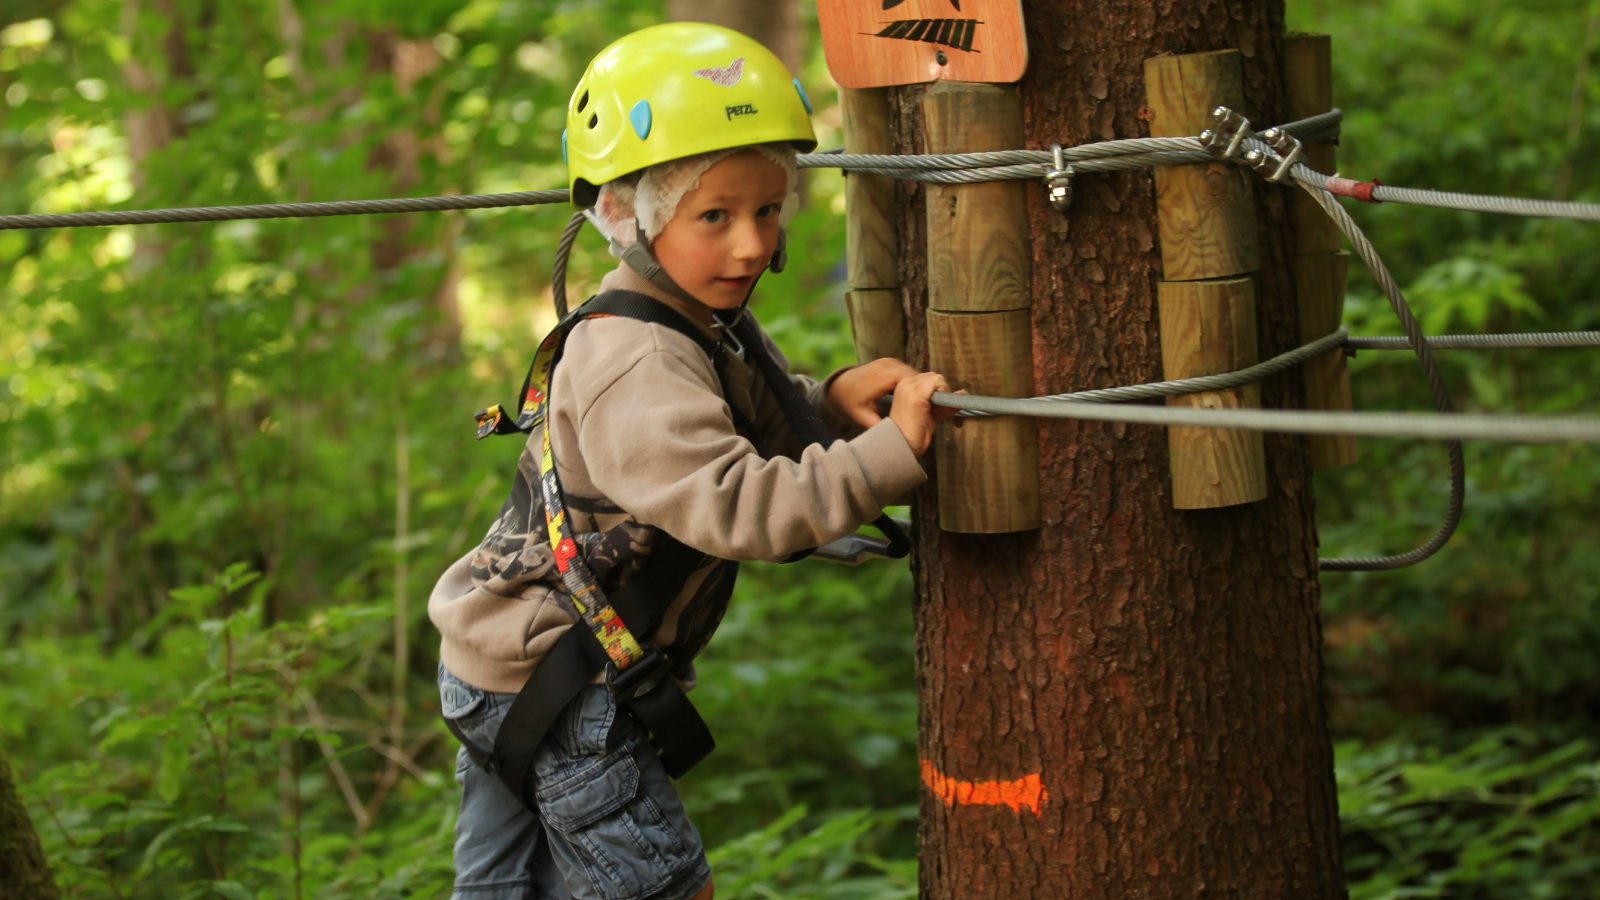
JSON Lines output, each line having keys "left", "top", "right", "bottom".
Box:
{"left": 0, "top": 750, "right": 60, "bottom": 900}
{"left": 666, "top": 0, "right": 803, "bottom": 72}
{"left": 894, "top": 1, "right": 1345, "bottom": 896}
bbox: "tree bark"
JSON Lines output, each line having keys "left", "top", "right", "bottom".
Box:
{"left": 895, "top": 1, "right": 1344, "bottom": 896}
{"left": 666, "top": 0, "right": 804, "bottom": 72}
{"left": 0, "top": 750, "right": 60, "bottom": 900}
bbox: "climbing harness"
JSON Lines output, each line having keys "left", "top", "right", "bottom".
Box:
{"left": 457, "top": 288, "right": 910, "bottom": 789}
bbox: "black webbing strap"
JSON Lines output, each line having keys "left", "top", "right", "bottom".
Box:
{"left": 724, "top": 313, "right": 912, "bottom": 562}
{"left": 582, "top": 290, "right": 720, "bottom": 356}
{"left": 467, "top": 536, "right": 710, "bottom": 804}
{"left": 577, "top": 291, "right": 762, "bottom": 440}
{"left": 600, "top": 538, "right": 717, "bottom": 780}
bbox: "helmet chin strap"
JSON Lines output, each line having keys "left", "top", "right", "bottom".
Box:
{"left": 613, "top": 226, "right": 787, "bottom": 331}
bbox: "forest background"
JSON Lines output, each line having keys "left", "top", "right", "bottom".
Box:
{"left": 2, "top": 0, "right": 1599, "bottom": 898}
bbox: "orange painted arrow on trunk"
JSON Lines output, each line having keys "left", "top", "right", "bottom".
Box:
{"left": 920, "top": 759, "right": 1048, "bottom": 815}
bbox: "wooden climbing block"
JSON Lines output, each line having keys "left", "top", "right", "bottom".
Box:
{"left": 928, "top": 308, "right": 1041, "bottom": 533}
{"left": 846, "top": 289, "right": 907, "bottom": 363}
{"left": 842, "top": 87, "right": 901, "bottom": 292}
{"left": 1293, "top": 251, "right": 1358, "bottom": 469}
{"left": 1157, "top": 278, "right": 1269, "bottom": 509}
{"left": 1284, "top": 34, "right": 1344, "bottom": 257}
{"left": 1143, "top": 50, "right": 1260, "bottom": 282}
{"left": 920, "top": 82, "right": 1032, "bottom": 313}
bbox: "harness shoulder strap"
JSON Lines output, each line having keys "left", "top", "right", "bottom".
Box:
{"left": 582, "top": 290, "right": 722, "bottom": 358}
{"left": 473, "top": 290, "right": 749, "bottom": 440}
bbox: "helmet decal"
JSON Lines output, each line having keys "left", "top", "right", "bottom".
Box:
{"left": 629, "top": 99, "right": 652, "bottom": 139}
{"left": 692, "top": 57, "right": 745, "bottom": 87}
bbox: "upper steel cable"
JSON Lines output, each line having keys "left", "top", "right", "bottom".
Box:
{"left": 0, "top": 189, "right": 572, "bottom": 231}
{"left": 6, "top": 109, "right": 1599, "bottom": 572}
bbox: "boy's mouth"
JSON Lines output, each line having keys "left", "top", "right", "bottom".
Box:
{"left": 714, "top": 274, "right": 756, "bottom": 290}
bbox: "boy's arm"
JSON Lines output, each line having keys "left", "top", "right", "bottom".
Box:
{"left": 577, "top": 340, "right": 925, "bottom": 562}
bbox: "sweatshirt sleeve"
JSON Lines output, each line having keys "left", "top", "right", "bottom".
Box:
{"left": 575, "top": 334, "right": 925, "bottom": 563}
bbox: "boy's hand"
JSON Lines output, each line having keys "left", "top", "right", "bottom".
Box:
{"left": 889, "top": 372, "right": 960, "bottom": 456}
{"left": 827, "top": 358, "right": 920, "bottom": 430}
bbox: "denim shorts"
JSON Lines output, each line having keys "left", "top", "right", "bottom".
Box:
{"left": 439, "top": 663, "right": 711, "bottom": 900}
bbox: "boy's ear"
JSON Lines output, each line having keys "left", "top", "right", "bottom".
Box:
{"left": 769, "top": 229, "right": 788, "bottom": 273}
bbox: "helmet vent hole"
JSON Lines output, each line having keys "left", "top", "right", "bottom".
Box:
{"left": 577, "top": 90, "right": 589, "bottom": 113}
{"left": 588, "top": 113, "right": 598, "bottom": 129}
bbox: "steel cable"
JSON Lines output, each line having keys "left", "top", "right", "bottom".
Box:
{"left": 1293, "top": 177, "right": 1461, "bottom": 569}
{"left": 958, "top": 328, "right": 1351, "bottom": 414}
{"left": 0, "top": 189, "right": 571, "bottom": 231}
{"left": 7, "top": 104, "right": 1595, "bottom": 571}
{"left": 1290, "top": 168, "right": 1600, "bottom": 222}
{"left": 1347, "top": 331, "right": 1600, "bottom": 350}
{"left": 550, "top": 210, "right": 586, "bottom": 320}
{"left": 942, "top": 396, "right": 1600, "bottom": 443}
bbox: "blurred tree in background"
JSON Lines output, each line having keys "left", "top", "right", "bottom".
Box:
{"left": 0, "top": 0, "right": 1597, "bottom": 898}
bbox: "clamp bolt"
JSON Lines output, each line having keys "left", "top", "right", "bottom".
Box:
{"left": 1206, "top": 106, "right": 1253, "bottom": 160}
{"left": 1258, "top": 127, "right": 1305, "bottom": 182}
{"left": 1045, "top": 143, "right": 1074, "bottom": 212}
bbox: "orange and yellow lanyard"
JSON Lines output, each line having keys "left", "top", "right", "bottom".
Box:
{"left": 475, "top": 314, "right": 648, "bottom": 669}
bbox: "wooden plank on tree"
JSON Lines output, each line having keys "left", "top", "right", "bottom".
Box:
{"left": 1293, "top": 251, "right": 1358, "bottom": 469}
{"left": 1284, "top": 33, "right": 1356, "bottom": 470}
{"left": 1284, "top": 34, "right": 1342, "bottom": 256}
{"left": 1143, "top": 50, "right": 1260, "bottom": 282}
{"left": 927, "top": 308, "right": 1040, "bottom": 532}
{"left": 921, "top": 81, "right": 1031, "bottom": 312}
{"left": 846, "top": 289, "right": 907, "bottom": 362}
{"left": 815, "top": 0, "right": 1028, "bottom": 89}
{"left": 842, "top": 87, "right": 900, "bottom": 291}
{"left": 1158, "top": 278, "right": 1269, "bottom": 509}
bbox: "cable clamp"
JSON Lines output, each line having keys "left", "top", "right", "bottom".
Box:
{"left": 1258, "top": 127, "right": 1304, "bottom": 183}
{"left": 1044, "top": 143, "right": 1075, "bottom": 211}
{"left": 1200, "top": 106, "right": 1254, "bottom": 161}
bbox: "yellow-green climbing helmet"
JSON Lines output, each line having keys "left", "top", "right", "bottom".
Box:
{"left": 564, "top": 22, "right": 818, "bottom": 207}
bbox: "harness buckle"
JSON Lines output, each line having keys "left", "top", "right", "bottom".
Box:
{"left": 605, "top": 644, "right": 673, "bottom": 703}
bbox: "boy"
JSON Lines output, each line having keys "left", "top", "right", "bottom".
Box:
{"left": 428, "top": 22, "right": 955, "bottom": 900}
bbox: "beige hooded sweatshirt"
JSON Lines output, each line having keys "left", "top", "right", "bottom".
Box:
{"left": 428, "top": 264, "right": 928, "bottom": 693}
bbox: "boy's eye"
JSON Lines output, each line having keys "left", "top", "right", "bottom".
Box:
{"left": 756, "top": 203, "right": 779, "bottom": 218}
{"left": 701, "top": 209, "right": 727, "bottom": 224}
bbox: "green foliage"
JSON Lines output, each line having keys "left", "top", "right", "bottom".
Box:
{"left": 4, "top": 567, "right": 461, "bottom": 899}
{"left": 1291, "top": 0, "right": 1600, "bottom": 738}
{"left": 4, "top": 557, "right": 918, "bottom": 899}
{"left": 1338, "top": 732, "right": 1600, "bottom": 899}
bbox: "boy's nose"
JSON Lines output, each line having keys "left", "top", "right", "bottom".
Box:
{"left": 730, "top": 217, "right": 766, "bottom": 263}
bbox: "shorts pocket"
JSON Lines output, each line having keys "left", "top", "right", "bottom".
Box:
{"left": 535, "top": 741, "right": 700, "bottom": 900}
{"left": 537, "top": 750, "right": 640, "bottom": 832}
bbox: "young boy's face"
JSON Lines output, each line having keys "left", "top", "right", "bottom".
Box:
{"left": 652, "top": 149, "right": 788, "bottom": 311}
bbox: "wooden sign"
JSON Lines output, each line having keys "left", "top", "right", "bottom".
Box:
{"left": 816, "top": 0, "right": 1028, "bottom": 89}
